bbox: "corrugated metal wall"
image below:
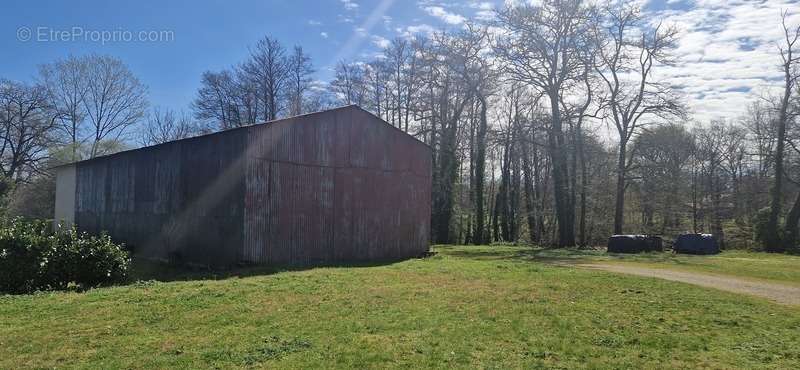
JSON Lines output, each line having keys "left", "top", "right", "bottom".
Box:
{"left": 242, "top": 107, "right": 431, "bottom": 264}
{"left": 74, "top": 129, "right": 247, "bottom": 266}
{"left": 68, "top": 106, "right": 431, "bottom": 267}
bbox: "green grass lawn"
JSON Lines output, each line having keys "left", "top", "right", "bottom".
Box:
{"left": 532, "top": 248, "right": 800, "bottom": 285}
{"left": 2, "top": 245, "right": 800, "bottom": 369}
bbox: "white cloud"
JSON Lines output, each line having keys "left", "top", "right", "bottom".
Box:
{"left": 309, "top": 79, "right": 328, "bottom": 92}
{"left": 465, "top": 1, "right": 496, "bottom": 20}
{"left": 424, "top": 6, "right": 466, "bottom": 25}
{"left": 329, "top": 0, "right": 394, "bottom": 63}
{"left": 371, "top": 35, "right": 391, "bottom": 48}
{"left": 320, "top": 32, "right": 329, "bottom": 39}
{"left": 475, "top": 9, "right": 495, "bottom": 21}
{"left": 403, "top": 24, "right": 436, "bottom": 38}
{"left": 470, "top": 1, "right": 494, "bottom": 10}
{"left": 341, "top": 0, "right": 359, "bottom": 11}
{"left": 644, "top": 0, "right": 800, "bottom": 123}
{"left": 308, "top": 20, "right": 322, "bottom": 26}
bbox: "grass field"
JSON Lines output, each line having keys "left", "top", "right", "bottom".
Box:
{"left": 2, "top": 245, "right": 800, "bottom": 369}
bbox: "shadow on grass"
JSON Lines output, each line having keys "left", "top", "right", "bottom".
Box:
{"left": 440, "top": 248, "right": 535, "bottom": 261}
{"left": 128, "top": 254, "right": 427, "bottom": 283}
{"left": 436, "top": 245, "right": 584, "bottom": 264}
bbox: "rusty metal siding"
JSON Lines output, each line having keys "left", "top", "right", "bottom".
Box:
{"left": 73, "top": 128, "right": 247, "bottom": 266}
{"left": 170, "top": 131, "right": 241, "bottom": 265}
{"left": 68, "top": 105, "right": 429, "bottom": 267}
{"left": 242, "top": 106, "right": 432, "bottom": 265}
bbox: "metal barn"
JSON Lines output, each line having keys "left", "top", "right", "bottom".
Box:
{"left": 54, "top": 106, "right": 432, "bottom": 267}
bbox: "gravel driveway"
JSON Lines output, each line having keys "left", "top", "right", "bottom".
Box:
{"left": 578, "top": 263, "right": 800, "bottom": 306}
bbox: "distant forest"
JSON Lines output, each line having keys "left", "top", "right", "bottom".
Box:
{"left": 2, "top": 1, "right": 799, "bottom": 251}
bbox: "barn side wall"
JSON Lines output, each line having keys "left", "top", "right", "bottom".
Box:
{"left": 242, "top": 106, "right": 432, "bottom": 264}
{"left": 73, "top": 130, "right": 247, "bottom": 266}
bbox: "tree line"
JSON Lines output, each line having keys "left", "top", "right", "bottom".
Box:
{"left": 2, "top": 0, "right": 799, "bottom": 252}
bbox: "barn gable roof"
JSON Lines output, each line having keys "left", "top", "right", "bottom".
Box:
{"left": 55, "top": 105, "right": 429, "bottom": 168}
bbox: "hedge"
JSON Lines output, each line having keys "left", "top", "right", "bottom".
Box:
{"left": 0, "top": 218, "right": 129, "bottom": 294}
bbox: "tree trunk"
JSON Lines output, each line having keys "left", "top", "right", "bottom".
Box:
{"left": 548, "top": 92, "right": 575, "bottom": 247}
{"left": 534, "top": 138, "right": 545, "bottom": 244}
{"left": 432, "top": 121, "right": 458, "bottom": 244}
{"left": 691, "top": 157, "right": 699, "bottom": 233}
{"left": 569, "top": 124, "right": 577, "bottom": 233}
{"left": 613, "top": 139, "right": 627, "bottom": 235}
{"left": 711, "top": 168, "right": 725, "bottom": 249}
{"left": 766, "top": 45, "right": 793, "bottom": 252}
{"left": 576, "top": 124, "right": 588, "bottom": 247}
{"left": 473, "top": 96, "right": 489, "bottom": 244}
{"left": 498, "top": 137, "right": 511, "bottom": 242}
{"left": 784, "top": 191, "right": 800, "bottom": 250}
{"left": 492, "top": 192, "right": 501, "bottom": 242}
{"left": 521, "top": 135, "right": 537, "bottom": 244}
{"left": 510, "top": 132, "right": 521, "bottom": 243}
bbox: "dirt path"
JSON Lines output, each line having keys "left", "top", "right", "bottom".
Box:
{"left": 577, "top": 263, "right": 800, "bottom": 306}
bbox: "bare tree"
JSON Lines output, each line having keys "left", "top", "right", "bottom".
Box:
{"left": 287, "top": 46, "right": 315, "bottom": 116}
{"left": 592, "top": 2, "right": 683, "bottom": 235}
{"left": 414, "top": 31, "right": 477, "bottom": 243}
{"left": 633, "top": 124, "right": 693, "bottom": 233}
{"left": 496, "top": 0, "right": 595, "bottom": 246}
{"left": 141, "top": 107, "right": 204, "bottom": 146}
{"left": 519, "top": 103, "right": 548, "bottom": 244}
{"left": 233, "top": 64, "right": 261, "bottom": 126}
{"left": 426, "top": 23, "right": 497, "bottom": 244}
{"left": 384, "top": 38, "right": 410, "bottom": 127}
{"left": 38, "top": 55, "right": 88, "bottom": 161}
{"left": 243, "top": 36, "right": 290, "bottom": 121}
{"left": 0, "top": 80, "right": 55, "bottom": 182}
{"left": 695, "top": 121, "right": 732, "bottom": 248}
{"left": 742, "top": 100, "right": 778, "bottom": 178}
{"left": 764, "top": 11, "right": 800, "bottom": 251}
{"left": 784, "top": 120, "right": 800, "bottom": 248}
{"left": 331, "top": 61, "right": 367, "bottom": 106}
{"left": 494, "top": 84, "right": 529, "bottom": 243}
{"left": 719, "top": 124, "right": 748, "bottom": 223}
{"left": 364, "top": 60, "right": 387, "bottom": 118}
{"left": 81, "top": 55, "right": 148, "bottom": 158}
{"left": 304, "top": 87, "right": 336, "bottom": 113}
{"left": 561, "top": 57, "right": 597, "bottom": 247}
{"left": 782, "top": 40, "right": 800, "bottom": 249}
{"left": 193, "top": 70, "right": 241, "bottom": 130}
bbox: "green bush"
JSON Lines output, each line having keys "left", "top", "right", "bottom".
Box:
{"left": 0, "top": 218, "right": 129, "bottom": 294}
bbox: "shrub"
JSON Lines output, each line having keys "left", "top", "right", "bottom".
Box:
{"left": 0, "top": 218, "right": 129, "bottom": 294}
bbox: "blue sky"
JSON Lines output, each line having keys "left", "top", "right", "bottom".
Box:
{"left": 1, "top": 0, "right": 477, "bottom": 114}
{"left": 1, "top": 0, "right": 799, "bottom": 123}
